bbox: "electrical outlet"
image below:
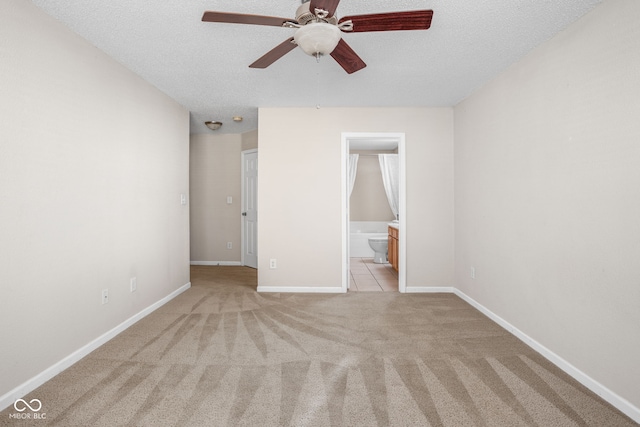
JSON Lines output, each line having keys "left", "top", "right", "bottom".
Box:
{"left": 102, "top": 289, "right": 109, "bottom": 304}
{"left": 226, "top": 242, "right": 232, "bottom": 250}
{"left": 269, "top": 259, "right": 277, "bottom": 269}
{"left": 471, "top": 267, "right": 476, "bottom": 279}
{"left": 130, "top": 277, "right": 137, "bottom": 292}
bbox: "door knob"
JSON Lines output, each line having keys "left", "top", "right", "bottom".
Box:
{"left": 242, "top": 212, "right": 247, "bottom": 216}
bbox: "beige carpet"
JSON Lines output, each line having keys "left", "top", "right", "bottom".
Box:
{"left": 2, "top": 266, "right": 635, "bottom": 426}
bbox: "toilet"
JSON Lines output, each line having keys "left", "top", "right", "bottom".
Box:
{"left": 368, "top": 235, "right": 388, "bottom": 264}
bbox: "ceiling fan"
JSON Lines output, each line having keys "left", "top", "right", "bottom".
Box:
{"left": 202, "top": 0, "right": 433, "bottom": 74}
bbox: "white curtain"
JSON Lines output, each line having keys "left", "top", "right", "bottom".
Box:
{"left": 378, "top": 154, "right": 399, "bottom": 220}
{"left": 348, "top": 154, "right": 359, "bottom": 197}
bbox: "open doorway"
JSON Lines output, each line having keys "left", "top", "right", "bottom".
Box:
{"left": 341, "top": 133, "right": 406, "bottom": 293}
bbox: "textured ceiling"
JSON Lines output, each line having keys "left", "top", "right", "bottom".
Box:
{"left": 31, "top": 0, "right": 603, "bottom": 134}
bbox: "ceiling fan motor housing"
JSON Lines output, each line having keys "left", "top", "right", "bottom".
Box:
{"left": 295, "top": 2, "right": 338, "bottom": 25}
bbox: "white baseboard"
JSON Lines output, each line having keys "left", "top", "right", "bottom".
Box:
{"left": 452, "top": 288, "right": 640, "bottom": 424}
{"left": 0, "top": 282, "right": 191, "bottom": 413}
{"left": 190, "top": 261, "right": 242, "bottom": 266}
{"left": 404, "top": 286, "right": 455, "bottom": 293}
{"left": 257, "top": 286, "right": 345, "bottom": 293}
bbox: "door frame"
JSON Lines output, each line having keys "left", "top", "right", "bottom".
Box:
{"left": 341, "top": 133, "right": 406, "bottom": 292}
{"left": 241, "top": 148, "right": 258, "bottom": 268}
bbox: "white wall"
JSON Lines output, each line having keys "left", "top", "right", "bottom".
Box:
{"left": 241, "top": 129, "right": 259, "bottom": 152}
{"left": 190, "top": 133, "right": 242, "bottom": 263}
{"left": 258, "top": 107, "right": 454, "bottom": 289}
{"left": 350, "top": 153, "right": 395, "bottom": 222}
{"left": 0, "top": 0, "right": 190, "bottom": 405}
{"left": 454, "top": 0, "right": 640, "bottom": 414}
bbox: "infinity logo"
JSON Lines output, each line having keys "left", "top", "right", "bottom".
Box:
{"left": 13, "top": 398, "right": 42, "bottom": 412}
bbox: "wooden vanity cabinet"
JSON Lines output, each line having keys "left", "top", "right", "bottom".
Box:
{"left": 388, "top": 226, "right": 399, "bottom": 271}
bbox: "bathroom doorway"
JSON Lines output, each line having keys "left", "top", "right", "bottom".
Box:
{"left": 341, "top": 133, "right": 406, "bottom": 293}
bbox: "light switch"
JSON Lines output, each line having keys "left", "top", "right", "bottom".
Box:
{"left": 227, "top": 196, "right": 232, "bottom": 204}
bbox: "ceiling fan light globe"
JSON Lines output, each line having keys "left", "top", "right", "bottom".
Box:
{"left": 294, "top": 23, "right": 341, "bottom": 56}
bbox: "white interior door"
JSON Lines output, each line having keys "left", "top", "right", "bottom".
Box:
{"left": 242, "top": 150, "right": 258, "bottom": 268}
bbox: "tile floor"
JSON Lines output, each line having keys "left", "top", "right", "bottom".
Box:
{"left": 349, "top": 257, "right": 398, "bottom": 292}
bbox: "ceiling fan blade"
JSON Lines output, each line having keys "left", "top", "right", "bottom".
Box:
{"left": 309, "top": 0, "right": 341, "bottom": 17}
{"left": 202, "top": 11, "right": 294, "bottom": 27}
{"left": 249, "top": 38, "right": 297, "bottom": 69}
{"left": 330, "top": 39, "right": 366, "bottom": 74}
{"left": 339, "top": 10, "right": 433, "bottom": 32}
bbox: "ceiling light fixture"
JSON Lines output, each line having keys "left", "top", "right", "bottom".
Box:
{"left": 233, "top": 116, "right": 243, "bottom": 122}
{"left": 293, "top": 22, "right": 341, "bottom": 57}
{"left": 205, "top": 121, "right": 222, "bottom": 130}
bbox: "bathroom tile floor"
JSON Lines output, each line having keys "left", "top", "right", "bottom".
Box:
{"left": 349, "top": 257, "right": 398, "bottom": 292}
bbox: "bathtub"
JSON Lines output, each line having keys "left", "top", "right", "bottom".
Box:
{"left": 349, "top": 221, "right": 390, "bottom": 258}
